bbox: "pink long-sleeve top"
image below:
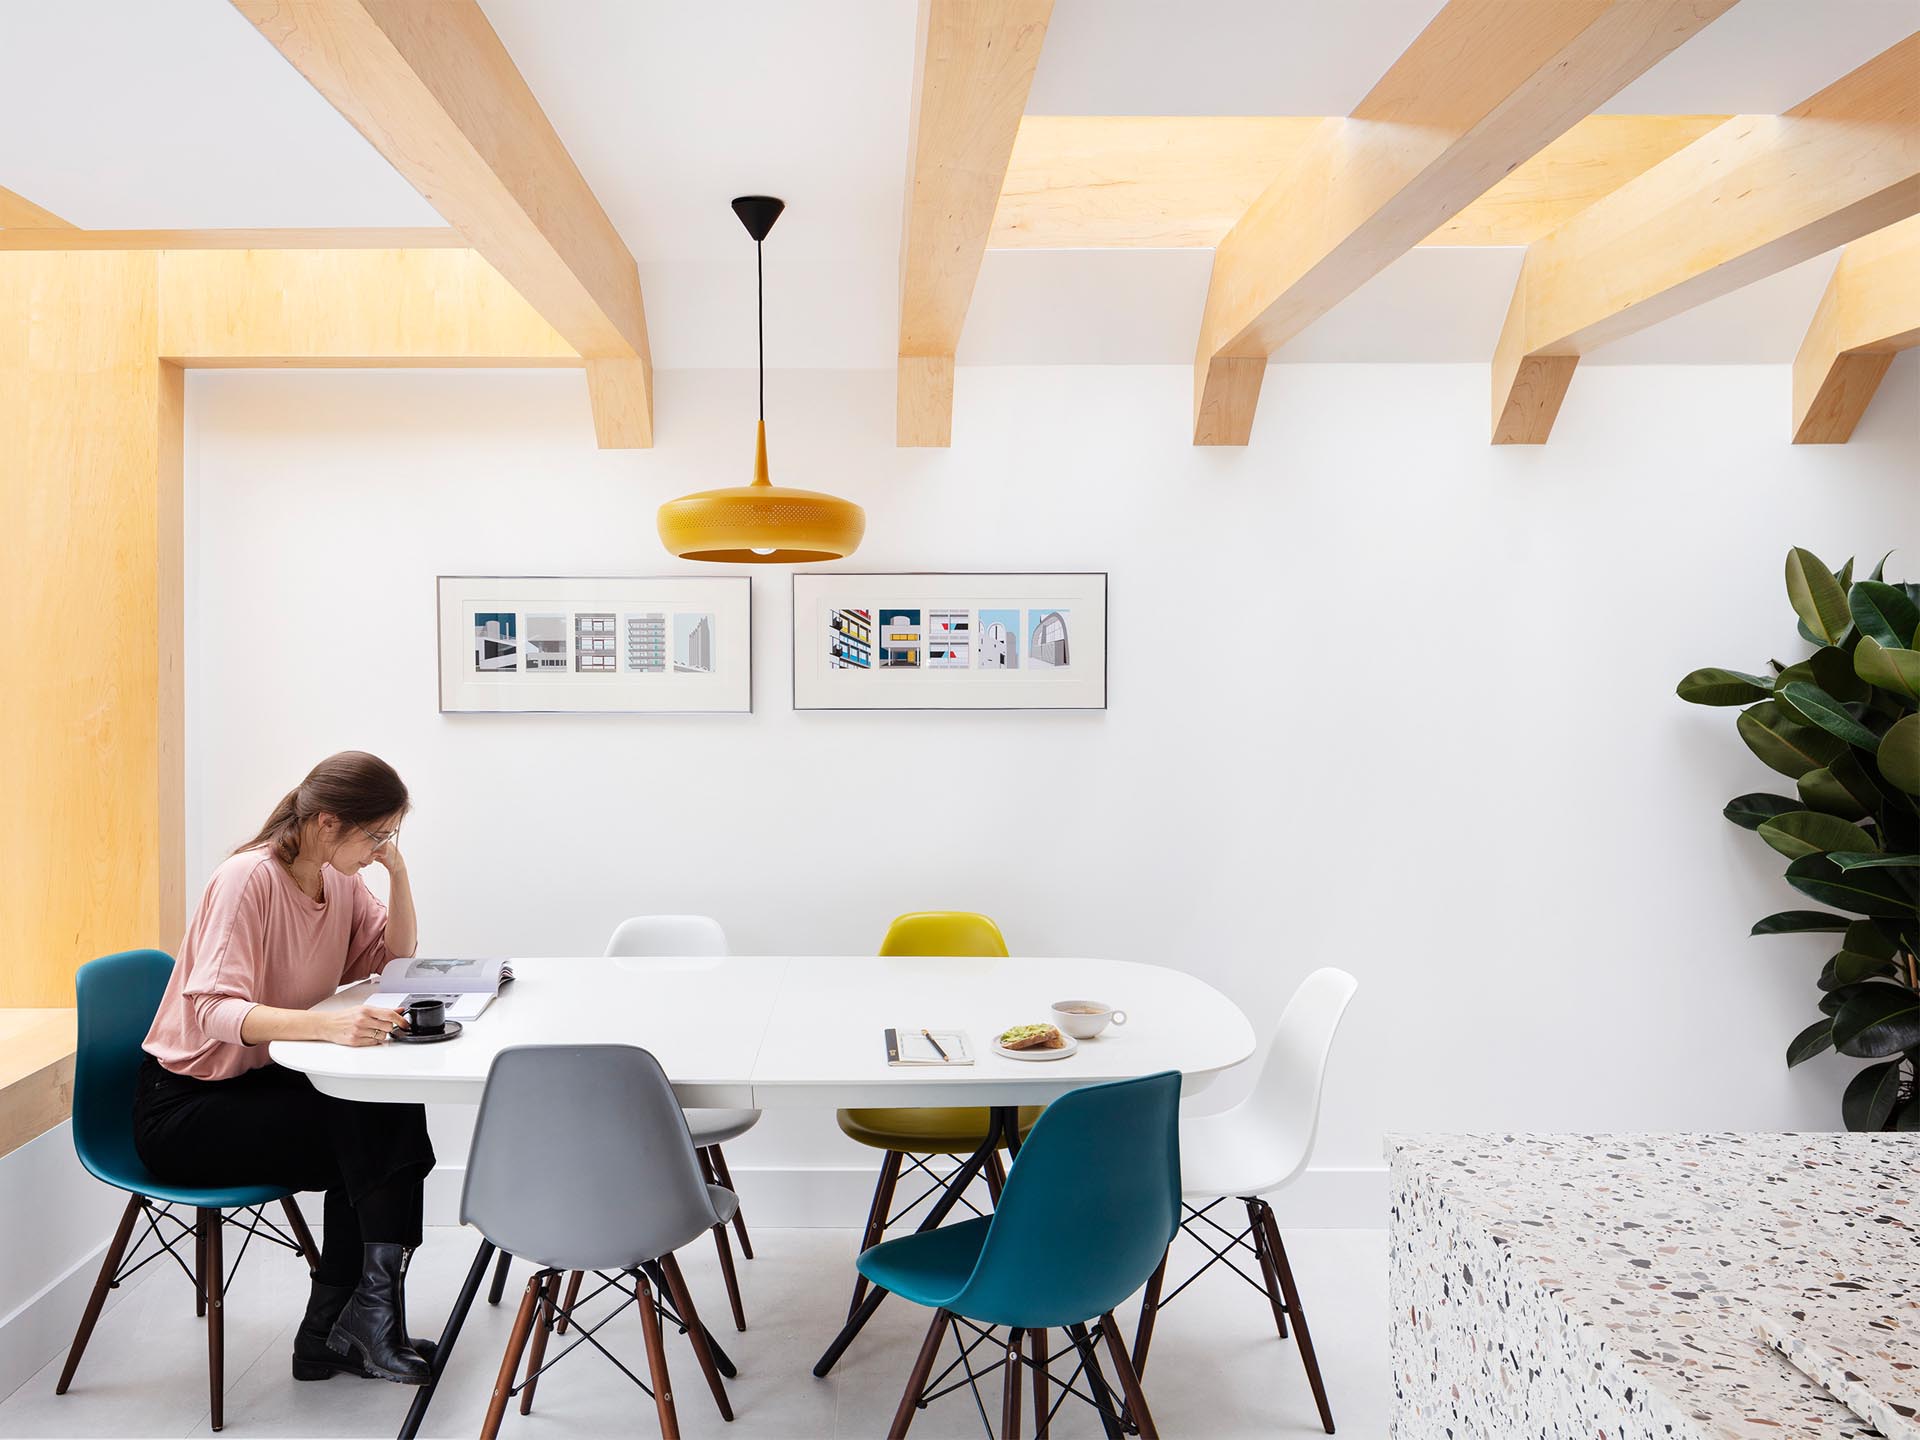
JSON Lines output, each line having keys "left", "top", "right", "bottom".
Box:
{"left": 143, "top": 847, "right": 406, "bottom": 1081}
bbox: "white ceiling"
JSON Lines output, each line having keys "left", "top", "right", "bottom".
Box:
{"left": 0, "top": 0, "right": 1911, "bottom": 369}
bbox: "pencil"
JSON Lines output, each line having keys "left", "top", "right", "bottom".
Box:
{"left": 921, "top": 1027, "right": 950, "bottom": 1061}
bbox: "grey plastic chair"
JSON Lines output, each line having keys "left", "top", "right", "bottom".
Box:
{"left": 485, "top": 914, "right": 757, "bottom": 1332}
{"left": 462, "top": 1045, "right": 740, "bottom": 1439}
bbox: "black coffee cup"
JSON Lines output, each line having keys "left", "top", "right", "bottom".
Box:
{"left": 405, "top": 999, "right": 447, "bottom": 1036}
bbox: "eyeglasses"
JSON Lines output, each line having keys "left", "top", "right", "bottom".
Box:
{"left": 356, "top": 823, "right": 401, "bottom": 848}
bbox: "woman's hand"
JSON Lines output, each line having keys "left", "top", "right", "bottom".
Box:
{"left": 372, "top": 838, "right": 406, "bottom": 876}
{"left": 316, "top": 1004, "right": 405, "bottom": 1047}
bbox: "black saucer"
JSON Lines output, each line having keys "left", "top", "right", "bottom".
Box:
{"left": 389, "top": 1019, "right": 463, "bottom": 1045}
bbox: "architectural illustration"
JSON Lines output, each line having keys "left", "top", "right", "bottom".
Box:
{"left": 525, "top": 614, "right": 568, "bottom": 671}
{"left": 1029, "top": 610, "right": 1070, "bottom": 668}
{"left": 928, "top": 609, "right": 971, "bottom": 667}
{"left": 978, "top": 609, "right": 1020, "bottom": 669}
{"left": 828, "top": 608, "right": 872, "bottom": 669}
{"left": 472, "top": 612, "right": 518, "bottom": 672}
{"left": 625, "top": 612, "right": 667, "bottom": 672}
{"left": 879, "top": 609, "right": 922, "bottom": 668}
{"left": 675, "top": 612, "right": 715, "bottom": 673}
{"left": 574, "top": 612, "right": 616, "bottom": 671}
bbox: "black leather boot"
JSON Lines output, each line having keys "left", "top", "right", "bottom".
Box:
{"left": 294, "top": 1277, "right": 437, "bottom": 1381}
{"left": 326, "top": 1244, "right": 431, "bottom": 1384}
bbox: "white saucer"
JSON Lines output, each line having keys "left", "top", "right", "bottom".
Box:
{"left": 994, "top": 1033, "right": 1079, "bottom": 1062}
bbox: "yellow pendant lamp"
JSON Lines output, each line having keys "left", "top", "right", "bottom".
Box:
{"left": 657, "top": 196, "right": 865, "bottom": 563}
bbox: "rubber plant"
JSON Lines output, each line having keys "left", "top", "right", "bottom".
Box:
{"left": 1677, "top": 548, "right": 1920, "bottom": 1131}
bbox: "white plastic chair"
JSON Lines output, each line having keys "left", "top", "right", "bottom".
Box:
{"left": 487, "top": 916, "right": 760, "bottom": 1333}
{"left": 1131, "top": 966, "right": 1357, "bottom": 1434}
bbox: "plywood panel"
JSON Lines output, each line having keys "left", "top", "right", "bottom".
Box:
{"left": 0, "top": 252, "right": 175, "bottom": 1006}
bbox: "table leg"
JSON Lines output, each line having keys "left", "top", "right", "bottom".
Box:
{"left": 397, "top": 1236, "right": 495, "bottom": 1440}
{"left": 812, "top": 1105, "right": 1014, "bottom": 1378}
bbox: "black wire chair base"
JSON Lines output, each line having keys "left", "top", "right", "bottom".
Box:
{"left": 116, "top": 1198, "right": 308, "bottom": 1301}
{"left": 907, "top": 1314, "right": 1140, "bottom": 1438}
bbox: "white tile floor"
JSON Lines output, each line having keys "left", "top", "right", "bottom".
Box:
{"left": 0, "top": 1224, "right": 1387, "bottom": 1439}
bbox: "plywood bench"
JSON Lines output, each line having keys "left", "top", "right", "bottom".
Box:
{"left": 0, "top": 1009, "right": 78, "bottom": 1159}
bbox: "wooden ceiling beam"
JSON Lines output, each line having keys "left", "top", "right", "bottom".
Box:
{"left": 232, "top": 0, "right": 652, "bottom": 445}
{"left": 990, "top": 114, "right": 1726, "bottom": 250}
{"left": 897, "top": 0, "right": 1054, "bottom": 447}
{"left": 156, "top": 248, "right": 577, "bottom": 366}
{"left": 0, "top": 227, "right": 465, "bottom": 251}
{"left": 1493, "top": 32, "right": 1920, "bottom": 444}
{"left": 0, "top": 184, "right": 75, "bottom": 229}
{"left": 1192, "top": 0, "right": 1736, "bottom": 446}
{"left": 1792, "top": 214, "right": 1920, "bottom": 443}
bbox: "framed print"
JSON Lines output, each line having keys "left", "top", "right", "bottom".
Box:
{"left": 792, "top": 572, "right": 1107, "bottom": 710}
{"left": 437, "top": 575, "right": 752, "bottom": 714}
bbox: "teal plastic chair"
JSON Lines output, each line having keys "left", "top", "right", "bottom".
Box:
{"left": 57, "top": 949, "right": 321, "bottom": 1433}
{"left": 857, "top": 1071, "right": 1180, "bottom": 1439}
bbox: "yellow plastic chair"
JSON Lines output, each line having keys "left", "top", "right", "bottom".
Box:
{"left": 837, "top": 912, "right": 1042, "bottom": 1318}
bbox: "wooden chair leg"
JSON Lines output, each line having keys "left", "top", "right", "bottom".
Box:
{"left": 1100, "top": 1312, "right": 1159, "bottom": 1440}
{"left": 202, "top": 1209, "right": 225, "bottom": 1433}
{"left": 518, "top": 1271, "right": 560, "bottom": 1415}
{"left": 480, "top": 1276, "right": 542, "bottom": 1440}
{"left": 706, "top": 1144, "right": 754, "bottom": 1259}
{"left": 888, "top": 1308, "right": 950, "bottom": 1440}
{"left": 984, "top": 1150, "right": 1006, "bottom": 1204}
{"left": 1260, "top": 1204, "right": 1334, "bottom": 1434}
{"left": 1001, "top": 1327, "right": 1024, "bottom": 1439}
{"left": 849, "top": 1150, "right": 903, "bottom": 1318}
{"left": 195, "top": 1215, "right": 207, "bottom": 1318}
{"left": 1066, "top": 1322, "right": 1125, "bottom": 1440}
{"left": 554, "top": 1269, "right": 584, "bottom": 1335}
{"left": 280, "top": 1197, "right": 321, "bottom": 1274}
{"left": 487, "top": 1249, "right": 513, "bottom": 1305}
{"left": 1031, "top": 1326, "right": 1049, "bottom": 1438}
{"left": 1131, "top": 1247, "right": 1168, "bottom": 1375}
{"left": 56, "top": 1192, "right": 142, "bottom": 1394}
{"left": 1247, "top": 1197, "right": 1290, "bottom": 1341}
{"left": 635, "top": 1269, "right": 680, "bottom": 1440}
{"left": 711, "top": 1222, "right": 747, "bottom": 1331}
{"left": 658, "top": 1252, "right": 733, "bottom": 1421}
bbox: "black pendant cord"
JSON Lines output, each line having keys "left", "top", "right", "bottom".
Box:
{"left": 756, "top": 239, "right": 765, "bottom": 424}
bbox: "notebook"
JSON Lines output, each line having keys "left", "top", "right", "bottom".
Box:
{"left": 885, "top": 1027, "right": 974, "bottom": 1066}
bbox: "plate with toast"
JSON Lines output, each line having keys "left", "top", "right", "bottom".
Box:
{"left": 993, "top": 1023, "right": 1078, "bottom": 1062}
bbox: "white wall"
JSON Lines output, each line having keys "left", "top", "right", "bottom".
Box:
{"left": 181, "top": 360, "right": 1919, "bottom": 1220}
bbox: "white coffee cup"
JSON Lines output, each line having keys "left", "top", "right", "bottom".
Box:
{"left": 1050, "top": 999, "right": 1128, "bottom": 1040}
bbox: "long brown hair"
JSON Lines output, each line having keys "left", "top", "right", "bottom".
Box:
{"left": 236, "top": 752, "right": 411, "bottom": 864}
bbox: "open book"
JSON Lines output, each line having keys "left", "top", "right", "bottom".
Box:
{"left": 366, "top": 956, "right": 514, "bottom": 1022}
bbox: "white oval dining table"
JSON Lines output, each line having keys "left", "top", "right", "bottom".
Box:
{"left": 270, "top": 954, "right": 1255, "bottom": 1439}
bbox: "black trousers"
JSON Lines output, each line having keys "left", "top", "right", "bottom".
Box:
{"left": 133, "top": 1057, "right": 435, "bottom": 1287}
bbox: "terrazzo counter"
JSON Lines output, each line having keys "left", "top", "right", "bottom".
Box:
{"left": 1388, "top": 1133, "right": 1920, "bottom": 1439}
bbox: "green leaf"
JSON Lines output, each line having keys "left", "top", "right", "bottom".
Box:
{"left": 1724, "top": 793, "right": 1802, "bottom": 830}
{"left": 1797, "top": 617, "right": 1822, "bottom": 646}
{"left": 1786, "top": 1017, "right": 1834, "bottom": 1067}
{"left": 1833, "top": 950, "right": 1897, "bottom": 985}
{"left": 1842, "top": 1058, "right": 1904, "bottom": 1130}
{"left": 1898, "top": 1098, "right": 1920, "bottom": 1132}
{"left": 1868, "top": 550, "right": 1893, "bottom": 584}
{"left": 1833, "top": 985, "right": 1920, "bottom": 1057}
{"left": 1810, "top": 644, "right": 1871, "bottom": 704}
{"left": 1787, "top": 548, "right": 1853, "bottom": 646}
{"left": 1829, "top": 852, "right": 1918, "bottom": 870}
{"left": 1797, "top": 752, "right": 1885, "bottom": 820}
{"left": 1845, "top": 920, "right": 1898, "bottom": 960}
{"left": 1676, "top": 667, "right": 1774, "bottom": 705}
{"left": 1853, "top": 637, "right": 1920, "bottom": 703}
{"left": 1785, "top": 853, "right": 1919, "bottom": 917}
{"left": 1738, "top": 701, "right": 1847, "bottom": 779}
{"left": 1778, "top": 682, "right": 1883, "bottom": 751}
{"left": 1836, "top": 556, "right": 1856, "bottom": 590}
{"left": 1880, "top": 714, "right": 1920, "bottom": 795}
{"left": 1758, "top": 812, "right": 1878, "bottom": 860}
{"left": 1848, "top": 580, "right": 1920, "bottom": 650}
{"left": 1751, "top": 910, "right": 1853, "bottom": 935}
